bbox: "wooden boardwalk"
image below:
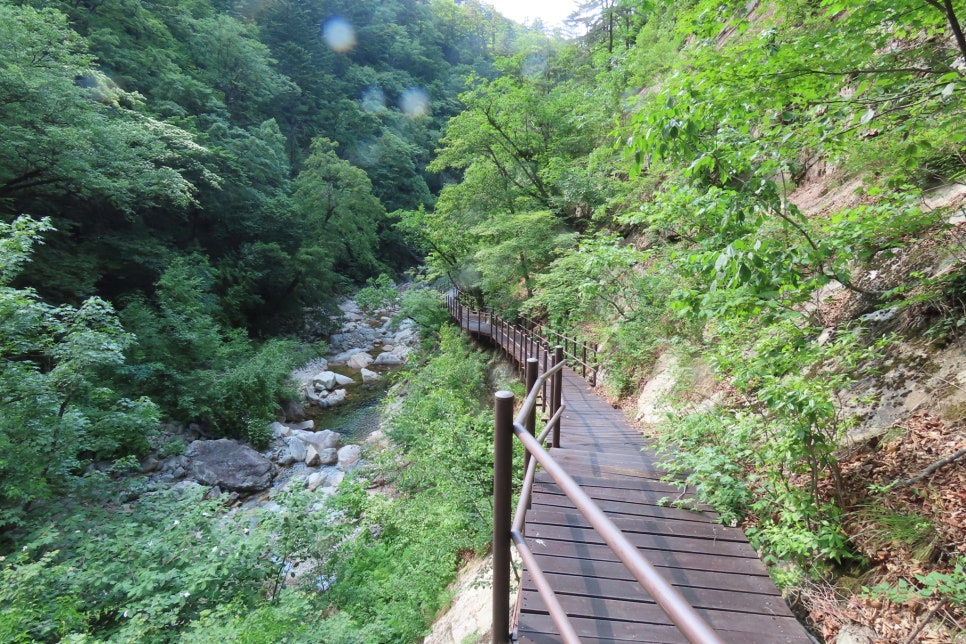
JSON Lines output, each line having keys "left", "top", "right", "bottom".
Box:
{"left": 451, "top": 304, "right": 814, "bottom": 643}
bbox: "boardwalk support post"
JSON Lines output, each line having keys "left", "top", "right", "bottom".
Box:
{"left": 493, "top": 391, "right": 514, "bottom": 643}
{"left": 552, "top": 345, "right": 563, "bottom": 448}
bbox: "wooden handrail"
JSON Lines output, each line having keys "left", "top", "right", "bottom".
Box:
{"left": 449, "top": 289, "right": 600, "bottom": 386}
{"left": 448, "top": 291, "right": 722, "bottom": 643}
{"left": 493, "top": 377, "right": 724, "bottom": 644}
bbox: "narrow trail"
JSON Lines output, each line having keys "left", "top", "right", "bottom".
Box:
{"left": 450, "top": 301, "right": 813, "bottom": 643}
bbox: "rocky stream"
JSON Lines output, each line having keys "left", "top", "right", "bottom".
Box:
{"left": 140, "top": 296, "right": 418, "bottom": 507}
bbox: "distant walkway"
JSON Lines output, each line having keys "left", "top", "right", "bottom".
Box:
{"left": 450, "top": 301, "right": 814, "bottom": 643}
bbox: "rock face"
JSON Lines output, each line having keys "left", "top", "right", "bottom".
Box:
{"left": 185, "top": 439, "right": 275, "bottom": 492}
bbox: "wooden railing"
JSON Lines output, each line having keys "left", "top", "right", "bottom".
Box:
{"left": 446, "top": 289, "right": 600, "bottom": 386}
{"left": 446, "top": 292, "right": 723, "bottom": 643}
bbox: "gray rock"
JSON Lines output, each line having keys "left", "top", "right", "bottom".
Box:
{"left": 334, "top": 373, "right": 356, "bottom": 386}
{"left": 296, "top": 429, "right": 341, "bottom": 451}
{"left": 373, "top": 352, "right": 404, "bottom": 366}
{"left": 276, "top": 448, "right": 297, "bottom": 467}
{"left": 319, "top": 388, "right": 347, "bottom": 408}
{"left": 318, "top": 447, "right": 339, "bottom": 465}
{"left": 289, "top": 419, "right": 315, "bottom": 431}
{"left": 328, "top": 348, "right": 365, "bottom": 364}
{"left": 347, "top": 352, "right": 374, "bottom": 369}
{"left": 141, "top": 455, "right": 161, "bottom": 473}
{"left": 185, "top": 439, "right": 276, "bottom": 492}
{"left": 328, "top": 470, "right": 346, "bottom": 488}
{"left": 281, "top": 399, "right": 307, "bottom": 422}
{"left": 270, "top": 421, "right": 289, "bottom": 439}
{"left": 381, "top": 344, "right": 395, "bottom": 353}
{"left": 337, "top": 445, "right": 362, "bottom": 470}
{"left": 306, "top": 472, "right": 327, "bottom": 491}
{"left": 286, "top": 437, "right": 307, "bottom": 462}
{"left": 305, "top": 445, "right": 321, "bottom": 467}
{"left": 361, "top": 368, "right": 381, "bottom": 383}
{"left": 312, "top": 370, "right": 339, "bottom": 391}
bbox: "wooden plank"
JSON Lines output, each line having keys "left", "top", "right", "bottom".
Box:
{"left": 526, "top": 523, "right": 759, "bottom": 559}
{"left": 532, "top": 555, "right": 779, "bottom": 595}
{"left": 517, "top": 613, "right": 813, "bottom": 644}
{"left": 520, "top": 594, "right": 811, "bottom": 641}
{"left": 531, "top": 493, "right": 718, "bottom": 524}
{"left": 450, "top": 315, "right": 812, "bottom": 643}
{"left": 520, "top": 571, "right": 796, "bottom": 617}
{"left": 525, "top": 508, "right": 748, "bottom": 543}
{"left": 525, "top": 539, "right": 770, "bottom": 577}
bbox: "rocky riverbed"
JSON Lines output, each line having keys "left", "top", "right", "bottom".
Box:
{"left": 140, "top": 294, "right": 417, "bottom": 504}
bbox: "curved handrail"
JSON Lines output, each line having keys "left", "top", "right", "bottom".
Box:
{"left": 449, "top": 289, "right": 599, "bottom": 386}
{"left": 449, "top": 292, "right": 723, "bottom": 643}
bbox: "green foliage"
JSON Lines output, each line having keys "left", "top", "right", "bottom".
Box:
{"left": 121, "top": 256, "right": 300, "bottom": 446}
{"left": 0, "top": 217, "right": 160, "bottom": 528}
{"left": 866, "top": 557, "right": 966, "bottom": 606}
{"left": 309, "top": 326, "right": 494, "bottom": 642}
{"left": 355, "top": 274, "right": 400, "bottom": 312}
{"left": 0, "top": 485, "right": 294, "bottom": 643}
{"left": 471, "top": 210, "right": 577, "bottom": 305}
{"left": 397, "top": 287, "right": 451, "bottom": 340}
{"left": 293, "top": 138, "right": 386, "bottom": 283}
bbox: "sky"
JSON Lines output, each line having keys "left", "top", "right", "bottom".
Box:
{"left": 484, "top": 0, "right": 583, "bottom": 30}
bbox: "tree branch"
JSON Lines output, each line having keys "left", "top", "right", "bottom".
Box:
{"left": 888, "top": 446, "right": 966, "bottom": 489}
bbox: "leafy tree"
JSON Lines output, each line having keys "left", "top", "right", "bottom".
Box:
{"left": 0, "top": 217, "right": 159, "bottom": 530}
{"left": 472, "top": 210, "right": 577, "bottom": 303}
{"left": 293, "top": 138, "right": 386, "bottom": 283}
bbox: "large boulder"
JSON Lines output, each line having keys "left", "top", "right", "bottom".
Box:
{"left": 286, "top": 436, "right": 308, "bottom": 462}
{"left": 373, "top": 352, "right": 404, "bottom": 366}
{"left": 185, "top": 439, "right": 275, "bottom": 492}
{"left": 347, "top": 352, "right": 374, "bottom": 369}
{"left": 334, "top": 373, "right": 356, "bottom": 386}
{"left": 312, "top": 370, "right": 339, "bottom": 391}
{"left": 337, "top": 445, "right": 362, "bottom": 470}
{"left": 318, "top": 388, "right": 347, "bottom": 408}
{"left": 296, "top": 429, "right": 341, "bottom": 451}
{"left": 318, "top": 447, "right": 339, "bottom": 466}
{"left": 361, "top": 368, "right": 380, "bottom": 383}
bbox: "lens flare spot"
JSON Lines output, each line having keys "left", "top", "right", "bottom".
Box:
{"left": 361, "top": 87, "right": 386, "bottom": 113}
{"left": 399, "top": 87, "right": 430, "bottom": 118}
{"left": 322, "top": 17, "right": 355, "bottom": 53}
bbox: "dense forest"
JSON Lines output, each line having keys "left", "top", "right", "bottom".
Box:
{"left": 3, "top": 0, "right": 966, "bottom": 641}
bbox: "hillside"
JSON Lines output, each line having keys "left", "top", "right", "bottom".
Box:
{"left": 413, "top": 1, "right": 966, "bottom": 640}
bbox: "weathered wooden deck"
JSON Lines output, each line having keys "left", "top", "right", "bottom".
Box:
{"left": 452, "top": 305, "right": 814, "bottom": 643}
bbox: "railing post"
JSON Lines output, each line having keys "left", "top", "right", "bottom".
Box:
{"left": 541, "top": 344, "right": 548, "bottom": 415}
{"left": 524, "top": 358, "right": 538, "bottom": 478}
{"left": 552, "top": 345, "right": 563, "bottom": 449}
{"left": 493, "top": 391, "right": 514, "bottom": 644}
{"left": 582, "top": 344, "right": 587, "bottom": 379}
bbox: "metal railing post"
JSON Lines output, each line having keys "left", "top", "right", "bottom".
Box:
{"left": 524, "top": 358, "right": 538, "bottom": 478}
{"left": 582, "top": 345, "right": 587, "bottom": 379}
{"left": 493, "top": 391, "right": 514, "bottom": 643}
{"left": 552, "top": 345, "right": 563, "bottom": 449}
{"left": 541, "top": 344, "right": 548, "bottom": 415}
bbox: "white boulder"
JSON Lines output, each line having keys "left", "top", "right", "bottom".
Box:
{"left": 374, "top": 353, "right": 404, "bottom": 366}
{"left": 337, "top": 445, "right": 362, "bottom": 470}
{"left": 347, "top": 352, "right": 374, "bottom": 369}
